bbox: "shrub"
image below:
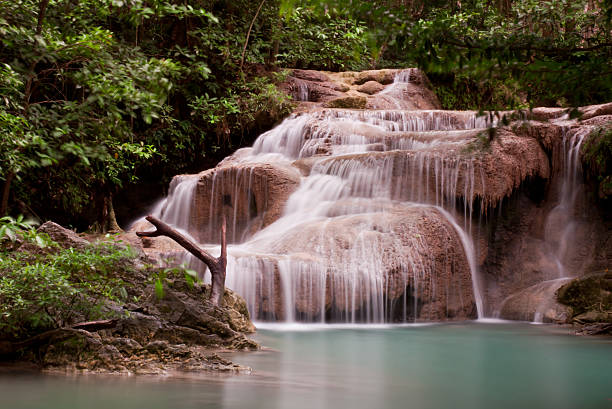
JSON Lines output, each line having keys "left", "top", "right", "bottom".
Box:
{"left": 0, "top": 242, "right": 135, "bottom": 340}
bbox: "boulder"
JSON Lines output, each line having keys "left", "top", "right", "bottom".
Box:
{"left": 579, "top": 102, "right": 612, "bottom": 120}
{"left": 357, "top": 81, "right": 384, "bottom": 95}
{"left": 498, "top": 278, "right": 571, "bottom": 322}
{"left": 354, "top": 69, "right": 398, "bottom": 85}
{"left": 291, "top": 69, "right": 330, "bottom": 83}
{"left": 37, "top": 221, "right": 90, "bottom": 249}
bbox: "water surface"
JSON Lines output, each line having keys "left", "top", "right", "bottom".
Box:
{"left": 1, "top": 322, "right": 611, "bottom": 409}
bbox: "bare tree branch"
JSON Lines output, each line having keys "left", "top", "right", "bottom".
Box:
{"left": 136, "top": 215, "right": 228, "bottom": 306}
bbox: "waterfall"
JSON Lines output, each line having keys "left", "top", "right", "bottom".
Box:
{"left": 146, "top": 69, "right": 497, "bottom": 323}
{"left": 542, "top": 127, "right": 589, "bottom": 278}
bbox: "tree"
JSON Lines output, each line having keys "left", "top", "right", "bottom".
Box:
{"left": 136, "top": 215, "right": 228, "bottom": 306}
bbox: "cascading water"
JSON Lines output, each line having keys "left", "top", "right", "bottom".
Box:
{"left": 146, "top": 70, "right": 497, "bottom": 323}
{"left": 494, "top": 126, "right": 590, "bottom": 323}
{"left": 542, "top": 127, "right": 589, "bottom": 278}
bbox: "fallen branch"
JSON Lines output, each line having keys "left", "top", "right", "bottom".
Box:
{"left": 136, "top": 215, "right": 227, "bottom": 306}
{"left": 0, "top": 319, "right": 118, "bottom": 356}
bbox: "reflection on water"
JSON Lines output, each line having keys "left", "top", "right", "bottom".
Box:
{"left": 1, "top": 323, "right": 611, "bottom": 409}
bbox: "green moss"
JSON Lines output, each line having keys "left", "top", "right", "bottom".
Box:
{"left": 581, "top": 126, "right": 612, "bottom": 201}
{"left": 462, "top": 129, "right": 494, "bottom": 155}
{"left": 325, "top": 96, "right": 368, "bottom": 109}
{"left": 557, "top": 274, "right": 612, "bottom": 319}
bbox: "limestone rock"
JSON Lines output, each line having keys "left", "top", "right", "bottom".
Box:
{"left": 37, "top": 221, "right": 90, "bottom": 249}
{"left": 280, "top": 77, "right": 343, "bottom": 102}
{"left": 528, "top": 107, "right": 568, "bottom": 121}
{"left": 579, "top": 102, "right": 612, "bottom": 120}
{"left": 291, "top": 69, "right": 330, "bottom": 83}
{"left": 324, "top": 96, "right": 368, "bottom": 109}
{"left": 228, "top": 203, "right": 477, "bottom": 321}
{"left": 191, "top": 162, "right": 302, "bottom": 243}
{"left": 354, "top": 69, "right": 397, "bottom": 85}
{"left": 498, "top": 278, "right": 571, "bottom": 323}
{"left": 357, "top": 81, "right": 384, "bottom": 95}
{"left": 279, "top": 68, "right": 441, "bottom": 110}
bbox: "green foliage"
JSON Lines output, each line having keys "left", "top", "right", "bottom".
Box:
{"left": 0, "top": 0, "right": 295, "bottom": 226}
{"left": 0, "top": 241, "right": 135, "bottom": 339}
{"left": 275, "top": 7, "right": 368, "bottom": 70}
{"left": 0, "top": 214, "right": 55, "bottom": 248}
{"left": 394, "top": 0, "right": 611, "bottom": 107}
{"left": 0, "top": 215, "right": 37, "bottom": 243}
{"left": 284, "top": 0, "right": 611, "bottom": 108}
{"left": 582, "top": 126, "right": 612, "bottom": 201}
{"left": 432, "top": 73, "right": 528, "bottom": 111}
{"left": 0, "top": 0, "right": 609, "bottom": 226}
{"left": 149, "top": 263, "right": 199, "bottom": 300}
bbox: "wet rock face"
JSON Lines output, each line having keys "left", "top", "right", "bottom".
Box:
{"left": 479, "top": 117, "right": 612, "bottom": 317}
{"left": 498, "top": 278, "right": 571, "bottom": 323}
{"left": 357, "top": 81, "right": 385, "bottom": 95}
{"left": 191, "top": 162, "right": 302, "bottom": 243}
{"left": 232, "top": 205, "right": 476, "bottom": 321}
{"left": 281, "top": 68, "right": 441, "bottom": 111}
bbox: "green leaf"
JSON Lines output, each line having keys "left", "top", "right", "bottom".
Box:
{"left": 4, "top": 227, "right": 16, "bottom": 242}
{"left": 154, "top": 278, "right": 164, "bottom": 300}
{"left": 34, "top": 235, "right": 46, "bottom": 248}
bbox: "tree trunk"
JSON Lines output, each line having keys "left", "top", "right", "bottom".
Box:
{"left": 35, "top": 0, "right": 50, "bottom": 35}
{"left": 23, "top": 0, "right": 50, "bottom": 114}
{"left": 136, "top": 215, "right": 228, "bottom": 306}
{"left": 0, "top": 172, "right": 15, "bottom": 216}
{"left": 104, "top": 193, "right": 122, "bottom": 232}
{"left": 239, "top": 0, "right": 266, "bottom": 72}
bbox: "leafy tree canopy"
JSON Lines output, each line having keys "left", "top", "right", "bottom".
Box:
{"left": 1, "top": 0, "right": 610, "bottom": 228}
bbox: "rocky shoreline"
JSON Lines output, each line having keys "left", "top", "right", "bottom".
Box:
{"left": 0, "top": 222, "right": 258, "bottom": 375}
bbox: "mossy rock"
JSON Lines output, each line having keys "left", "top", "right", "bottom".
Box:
{"left": 557, "top": 273, "right": 612, "bottom": 320}
{"left": 324, "top": 96, "right": 367, "bottom": 109}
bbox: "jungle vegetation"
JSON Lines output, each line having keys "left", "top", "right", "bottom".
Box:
{"left": 1, "top": 0, "right": 610, "bottom": 229}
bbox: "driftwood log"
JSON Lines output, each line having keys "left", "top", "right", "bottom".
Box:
{"left": 136, "top": 215, "right": 227, "bottom": 306}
